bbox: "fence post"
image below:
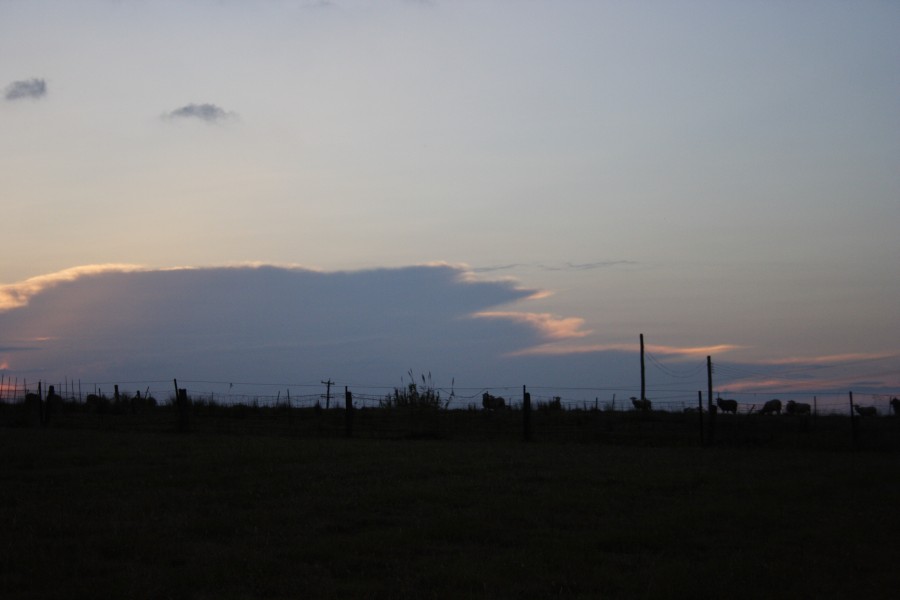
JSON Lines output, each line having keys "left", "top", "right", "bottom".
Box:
{"left": 698, "top": 391, "right": 704, "bottom": 446}
{"left": 177, "top": 388, "right": 191, "bottom": 433}
{"left": 43, "top": 384, "right": 55, "bottom": 427}
{"left": 37, "top": 381, "right": 43, "bottom": 427}
{"left": 344, "top": 387, "right": 353, "bottom": 438}
{"left": 523, "top": 385, "right": 532, "bottom": 442}
{"left": 849, "top": 391, "right": 859, "bottom": 449}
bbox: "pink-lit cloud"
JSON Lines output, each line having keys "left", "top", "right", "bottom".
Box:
{"left": 507, "top": 341, "right": 743, "bottom": 358}
{"left": 472, "top": 311, "right": 591, "bottom": 341}
{"left": 751, "top": 352, "right": 899, "bottom": 366}
{"left": 720, "top": 374, "right": 900, "bottom": 394}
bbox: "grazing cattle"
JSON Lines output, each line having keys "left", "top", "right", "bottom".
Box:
{"left": 890, "top": 398, "right": 900, "bottom": 415}
{"left": 631, "top": 397, "right": 652, "bottom": 411}
{"left": 854, "top": 405, "right": 877, "bottom": 417}
{"left": 482, "top": 393, "right": 506, "bottom": 410}
{"left": 785, "top": 400, "right": 811, "bottom": 415}
{"left": 716, "top": 397, "right": 738, "bottom": 414}
{"left": 758, "top": 399, "right": 782, "bottom": 415}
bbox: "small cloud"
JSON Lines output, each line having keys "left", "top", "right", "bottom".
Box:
{"left": 5, "top": 78, "right": 47, "bottom": 101}
{"left": 164, "top": 103, "right": 236, "bottom": 123}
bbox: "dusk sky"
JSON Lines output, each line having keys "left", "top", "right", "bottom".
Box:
{"left": 2, "top": 1, "right": 899, "bottom": 410}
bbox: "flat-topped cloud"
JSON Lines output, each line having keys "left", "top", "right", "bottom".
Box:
{"left": 0, "top": 264, "right": 549, "bottom": 387}
{"left": 2, "top": 264, "right": 895, "bottom": 400}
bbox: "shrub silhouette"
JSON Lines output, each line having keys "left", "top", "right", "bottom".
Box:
{"left": 381, "top": 371, "right": 449, "bottom": 410}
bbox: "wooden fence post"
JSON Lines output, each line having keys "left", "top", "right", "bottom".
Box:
{"left": 43, "top": 384, "right": 55, "bottom": 427}
{"left": 523, "top": 385, "right": 532, "bottom": 442}
{"left": 344, "top": 387, "right": 353, "bottom": 438}
{"left": 698, "top": 390, "right": 704, "bottom": 446}
{"left": 849, "top": 391, "right": 859, "bottom": 449}
{"left": 37, "top": 381, "right": 43, "bottom": 427}
{"left": 177, "top": 388, "right": 191, "bottom": 433}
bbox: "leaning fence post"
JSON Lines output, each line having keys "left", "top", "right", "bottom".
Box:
{"left": 523, "top": 385, "right": 532, "bottom": 442}
{"left": 344, "top": 387, "right": 353, "bottom": 438}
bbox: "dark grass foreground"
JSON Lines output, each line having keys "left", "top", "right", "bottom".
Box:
{"left": 1, "top": 428, "right": 898, "bottom": 599}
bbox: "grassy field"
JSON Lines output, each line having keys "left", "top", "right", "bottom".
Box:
{"left": 1, "top": 426, "right": 898, "bottom": 599}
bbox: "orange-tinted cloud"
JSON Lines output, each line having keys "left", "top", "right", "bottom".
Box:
{"left": 508, "top": 341, "right": 742, "bottom": 358}
{"left": 646, "top": 343, "right": 743, "bottom": 357}
{"left": 508, "top": 343, "right": 622, "bottom": 357}
{"left": 473, "top": 311, "right": 590, "bottom": 341}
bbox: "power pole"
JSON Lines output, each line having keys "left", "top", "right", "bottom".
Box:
{"left": 707, "top": 355, "right": 715, "bottom": 446}
{"left": 640, "top": 333, "right": 646, "bottom": 402}
{"left": 321, "top": 379, "right": 333, "bottom": 410}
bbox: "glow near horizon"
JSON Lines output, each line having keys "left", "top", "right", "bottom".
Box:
{"left": 1, "top": 0, "right": 899, "bottom": 391}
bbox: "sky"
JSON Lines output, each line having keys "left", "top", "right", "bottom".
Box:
{"left": 2, "top": 0, "right": 899, "bottom": 410}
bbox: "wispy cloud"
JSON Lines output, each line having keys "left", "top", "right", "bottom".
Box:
{"left": 647, "top": 343, "right": 743, "bottom": 357}
{"left": 509, "top": 341, "right": 742, "bottom": 358}
{"left": 720, "top": 374, "right": 900, "bottom": 394}
{"left": 473, "top": 311, "right": 591, "bottom": 341}
{"left": 4, "top": 78, "right": 46, "bottom": 101}
{"left": 508, "top": 343, "right": 625, "bottom": 357}
{"left": 471, "top": 264, "right": 527, "bottom": 274}
{"left": 752, "top": 352, "right": 898, "bottom": 366}
{"left": 472, "top": 261, "right": 637, "bottom": 274}
{"left": 553, "top": 261, "right": 638, "bottom": 271}
{"left": 164, "top": 103, "right": 236, "bottom": 123}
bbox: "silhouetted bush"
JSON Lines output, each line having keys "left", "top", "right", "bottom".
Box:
{"left": 381, "top": 371, "right": 448, "bottom": 410}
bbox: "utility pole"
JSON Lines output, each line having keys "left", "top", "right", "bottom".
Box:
{"left": 640, "top": 333, "right": 646, "bottom": 402}
{"left": 707, "top": 355, "right": 715, "bottom": 446}
{"left": 321, "top": 379, "right": 333, "bottom": 410}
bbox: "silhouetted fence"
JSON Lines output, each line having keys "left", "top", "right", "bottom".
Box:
{"left": 1, "top": 382, "right": 898, "bottom": 450}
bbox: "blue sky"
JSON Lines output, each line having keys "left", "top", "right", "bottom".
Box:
{"left": 2, "top": 1, "right": 899, "bottom": 407}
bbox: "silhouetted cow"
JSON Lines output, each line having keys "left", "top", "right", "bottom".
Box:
{"left": 759, "top": 399, "right": 782, "bottom": 415}
{"left": 785, "top": 400, "right": 811, "bottom": 415}
{"left": 482, "top": 393, "right": 506, "bottom": 410}
{"left": 631, "top": 397, "right": 652, "bottom": 411}
{"left": 854, "top": 405, "right": 877, "bottom": 417}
